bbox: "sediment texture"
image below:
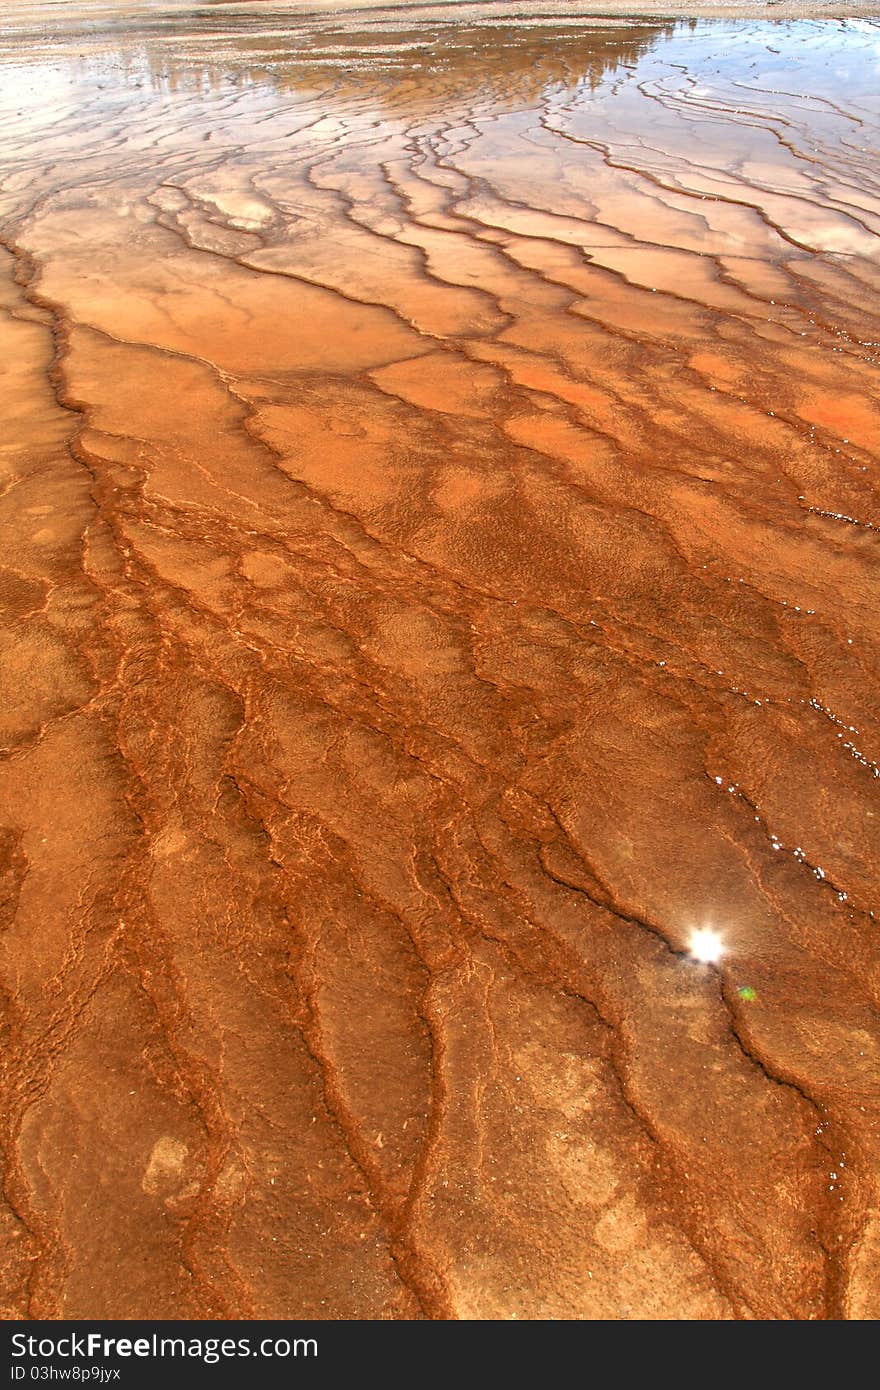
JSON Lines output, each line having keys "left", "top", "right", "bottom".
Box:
{"left": 1, "top": 4, "right": 879, "bottom": 1320}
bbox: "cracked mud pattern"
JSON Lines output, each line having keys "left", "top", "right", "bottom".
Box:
{"left": 1, "top": 2, "right": 879, "bottom": 1321}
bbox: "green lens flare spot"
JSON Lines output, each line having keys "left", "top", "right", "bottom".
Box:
{"left": 737, "top": 985, "right": 757, "bottom": 1002}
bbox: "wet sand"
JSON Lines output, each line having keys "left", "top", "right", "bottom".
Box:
{"left": 1, "top": 2, "right": 880, "bottom": 1320}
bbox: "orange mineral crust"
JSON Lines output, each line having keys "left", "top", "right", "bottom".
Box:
{"left": 1, "top": 3, "right": 879, "bottom": 1321}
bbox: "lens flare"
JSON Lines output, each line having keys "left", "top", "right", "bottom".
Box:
{"left": 689, "top": 928, "right": 724, "bottom": 964}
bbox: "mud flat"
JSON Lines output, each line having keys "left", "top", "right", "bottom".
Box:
{"left": 1, "top": 2, "right": 879, "bottom": 1320}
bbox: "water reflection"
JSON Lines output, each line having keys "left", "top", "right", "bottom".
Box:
{"left": 0, "top": 9, "right": 676, "bottom": 113}
{"left": 136, "top": 20, "right": 677, "bottom": 106}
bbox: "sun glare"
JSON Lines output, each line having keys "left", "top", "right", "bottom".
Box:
{"left": 689, "top": 928, "right": 724, "bottom": 964}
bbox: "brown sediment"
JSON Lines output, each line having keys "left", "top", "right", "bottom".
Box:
{"left": 1, "top": 2, "right": 879, "bottom": 1321}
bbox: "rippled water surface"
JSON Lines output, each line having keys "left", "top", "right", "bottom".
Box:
{"left": 1, "top": 4, "right": 879, "bottom": 1320}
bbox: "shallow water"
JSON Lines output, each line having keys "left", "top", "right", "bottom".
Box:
{"left": 1, "top": 4, "right": 879, "bottom": 1319}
